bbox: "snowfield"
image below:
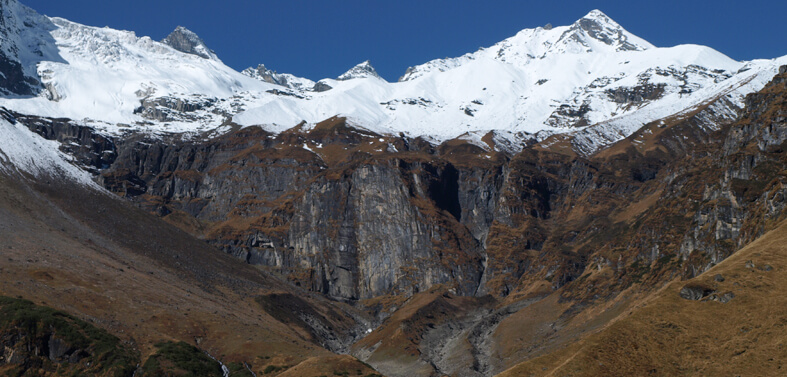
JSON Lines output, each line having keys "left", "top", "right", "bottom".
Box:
{"left": 0, "top": 111, "right": 98, "bottom": 187}
{"left": 0, "top": 2, "right": 785, "bottom": 154}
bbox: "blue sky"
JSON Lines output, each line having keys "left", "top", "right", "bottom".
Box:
{"left": 23, "top": 0, "right": 787, "bottom": 82}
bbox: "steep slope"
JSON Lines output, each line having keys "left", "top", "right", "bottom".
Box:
{"left": 499, "top": 218, "right": 787, "bottom": 376}
{"left": 10, "top": 63, "right": 774, "bottom": 376}
{"left": 338, "top": 65, "right": 787, "bottom": 376}
{"left": 2, "top": 1, "right": 787, "bottom": 375}
{"left": 0, "top": 115, "right": 378, "bottom": 375}
{"left": 0, "top": 0, "right": 61, "bottom": 96}
{"left": 487, "top": 64, "right": 787, "bottom": 376}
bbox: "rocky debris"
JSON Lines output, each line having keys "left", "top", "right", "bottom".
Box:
{"left": 745, "top": 260, "right": 756, "bottom": 269}
{"left": 266, "top": 88, "right": 306, "bottom": 99}
{"left": 679, "top": 283, "right": 735, "bottom": 304}
{"left": 547, "top": 102, "right": 591, "bottom": 128}
{"left": 757, "top": 264, "right": 774, "bottom": 272}
{"left": 133, "top": 95, "right": 219, "bottom": 122}
{"left": 380, "top": 97, "right": 437, "bottom": 111}
{"left": 606, "top": 83, "right": 666, "bottom": 104}
{"left": 713, "top": 274, "right": 725, "bottom": 282}
{"left": 161, "top": 26, "right": 216, "bottom": 60}
{"left": 47, "top": 337, "right": 69, "bottom": 361}
{"left": 679, "top": 284, "right": 716, "bottom": 301}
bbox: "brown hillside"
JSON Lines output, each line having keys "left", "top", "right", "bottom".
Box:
{"left": 499, "top": 218, "right": 787, "bottom": 376}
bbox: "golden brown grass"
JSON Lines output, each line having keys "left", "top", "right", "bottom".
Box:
{"left": 498, "top": 219, "right": 787, "bottom": 376}
{"left": 277, "top": 355, "right": 381, "bottom": 377}
{"left": 0, "top": 171, "right": 342, "bottom": 372}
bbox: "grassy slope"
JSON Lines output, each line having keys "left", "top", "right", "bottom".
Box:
{"left": 498, "top": 219, "right": 787, "bottom": 376}
{"left": 0, "top": 168, "right": 371, "bottom": 375}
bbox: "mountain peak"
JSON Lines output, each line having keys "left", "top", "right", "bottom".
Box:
{"left": 562, "top": 9, "right": 653, "bottom": 52}
{"left": 582, "top": 9, "right": 610, "bottom": 21}
{"left": 338, "top": 60, "right": 382, "bottom": 81}
{"left": 162, "top": 26, "right": 217, "bottom": 60}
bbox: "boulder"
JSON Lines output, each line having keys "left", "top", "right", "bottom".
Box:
{"left": 679, "top": 283, "right": 715, "bottom": 300}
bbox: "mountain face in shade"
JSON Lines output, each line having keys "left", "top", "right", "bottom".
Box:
{"left": 0, "top": 0, "right": 61, "bottom": 96}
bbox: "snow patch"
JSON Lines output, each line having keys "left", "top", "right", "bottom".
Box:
{"left": 0, "top": 113, "right": 98, "bottom": 187}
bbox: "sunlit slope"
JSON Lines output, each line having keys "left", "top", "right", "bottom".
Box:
{"left": 498, "top": 219, "right": 787, "bottom": 376}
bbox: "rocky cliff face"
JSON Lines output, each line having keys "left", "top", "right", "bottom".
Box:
{"left": 11, "top": 66, "right": 787, "bottom": 376}
{"left": 93, "top": 120, "right": 494, "bottom": 300}
{"left": 14, "top": 68, "right": 787, "bottom": 305}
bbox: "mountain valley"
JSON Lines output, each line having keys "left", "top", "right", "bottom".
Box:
{"left": 1, "top": 0, "right": 787, "bottom": 376}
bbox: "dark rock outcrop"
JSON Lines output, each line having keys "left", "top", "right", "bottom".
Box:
{"left": 162, "top": 26, "right": 216, "bottom": 60}
{"left": 679, "top": 283, "right": 715, "bottom": 300}
{"left": 14, "top": 112, "right": 117, "bottom": 172}
{"left": 606, "top": 83, "right": 666, "bottom": 104}
{"left": 133, "top": 95, "right": 220, "bottom": 122}
{"left": 312, "top": 81, "right": 333, "bottom": 92}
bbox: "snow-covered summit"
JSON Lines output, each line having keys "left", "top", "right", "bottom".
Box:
{"left": 0, "top": 13, "right": 273, "bottom": 130}
{"left": 338, "top": 61, "right": 383, "bottom": 81}
{"left": 400, "top": 10, "right": 652, "bottom": 82}
{"left": 563, "top": 9, "right": 653, "bottom": 52}
{"left": 162, "top": 26, "right": 217, "bottom": 60}
{"left": 0, "top": 2, "right": 784, "bottom": 154}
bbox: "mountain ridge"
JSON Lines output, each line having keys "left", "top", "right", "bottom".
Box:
{"left": 2, "top": 1, "right": 787, "bottom": 375}
{"left": 0, "top": 0, "right": 783, "bottom": 151}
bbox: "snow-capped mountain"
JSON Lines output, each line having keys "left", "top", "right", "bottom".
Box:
{"left": 338, "top": 60, "right": 383, "bottom": 81}
{"left": 162, "top": 26, "right": 218, "bottom": 61}
{"left": 0, "top": 0, "right": 785, "bottom": 151}
{"left": 242, "top": 64, "right": 316, "bottom": 90}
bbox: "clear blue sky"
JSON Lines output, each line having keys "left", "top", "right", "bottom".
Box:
{"left": 23, "top": 0, "right": 787, "bottom": 82}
